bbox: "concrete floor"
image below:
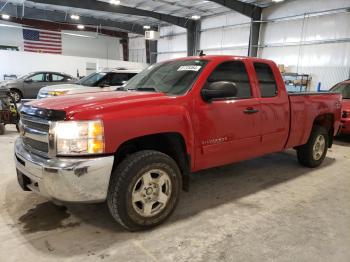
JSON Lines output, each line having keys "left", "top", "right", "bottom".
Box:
{"left": 0, "top": 125, "right": 350, "bottom": 262}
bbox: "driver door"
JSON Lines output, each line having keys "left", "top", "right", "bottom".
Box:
{"left": 194, "top": 60, "right": 262, "bottom": 170}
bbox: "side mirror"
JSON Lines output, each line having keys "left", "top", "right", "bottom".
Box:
{"left": 201, "top": 81, "right": 238, "bottom": 102}
{"left": 24, "top": 79, "right": 33, "bottom": 83}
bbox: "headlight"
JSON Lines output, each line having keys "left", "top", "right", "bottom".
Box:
{"left": 53, "top": 120, "right": 105, "bottom": 155}
{"left": 48, "top": 91, "right": 68, "bottom": 97}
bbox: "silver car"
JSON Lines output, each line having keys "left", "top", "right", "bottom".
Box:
{"left": 0, "top": 71, "right": 76, "bottom": 102}
{"left": 37, "top": 69, "right": 141, "bottom": 99}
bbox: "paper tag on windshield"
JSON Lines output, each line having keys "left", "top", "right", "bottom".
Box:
{"left": 177, "top": 65, "right": 202, "bottom": 72}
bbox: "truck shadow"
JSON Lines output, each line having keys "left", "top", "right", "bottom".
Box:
{"left": 5, "top": 149, "right": 336, "bottom": 257}
{"left": 334, "top": 135, "right": 350, "bottom": 147}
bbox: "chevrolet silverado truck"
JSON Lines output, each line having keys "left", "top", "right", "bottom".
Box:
{"left": 15, "top": 55, "right": 342, "bottom": 231}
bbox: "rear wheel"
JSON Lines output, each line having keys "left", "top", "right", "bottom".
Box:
{"left": 10, "top": 89, "right": 22, "bottom": 103}
{"left": 297, "top": 126, "right": 328, "bottom": 168}
{"left": 107, "top": 150, "right": 182, "bottom": 231}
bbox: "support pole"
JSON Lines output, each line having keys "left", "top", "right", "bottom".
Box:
{"left": 146, "top": 40, "right": 158, "bottom": 64}
{"left": 187, "top": 21, "right": 200, "bottom": 56}
{"left": 248, "top": 17, "right": 261, "bottom": 57}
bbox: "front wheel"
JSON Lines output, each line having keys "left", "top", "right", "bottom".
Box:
{"left": 107, "top": 150, "right": 182, "bottom": 231}
{"left": 297, "top": 126, "right": 328, "bottom": 168}
{"left": 10, "top": 89, "right": 22, "bottom": 103}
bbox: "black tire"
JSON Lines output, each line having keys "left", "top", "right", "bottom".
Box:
{"left": 107, "top": 150, "right": 182, "bottom": 231}
{"left": 0, "top": 124, "right": 5, "bottom": 135}
{"left": 10, "top": 89, "right": 22, "bottom": 103}
{"left": 297, "top": 126, "right": 329, "bottom": 168}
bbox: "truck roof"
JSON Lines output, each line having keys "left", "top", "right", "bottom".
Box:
{"left": 166, "top": 55, "right": 275, "bottom": 64}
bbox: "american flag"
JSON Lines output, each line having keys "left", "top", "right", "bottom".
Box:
{"left": 23, "top": 29, "right": 62, "bottom": 54}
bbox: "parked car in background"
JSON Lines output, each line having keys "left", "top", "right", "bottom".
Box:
{"left": 37, "top": 69, "right": 141, "bottom": 99}
{"left": 330, "top": 79, "right": 350, "bottom": 135}
{"left": 0, "top": 71, "right": 76, "bottom": 102}
{"left": 15, "top": 55, "right": 341, "bottom": 231}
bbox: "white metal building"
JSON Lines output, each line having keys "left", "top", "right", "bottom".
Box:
{"left": 0, "top": 1, "right": 350, "bottom": 261}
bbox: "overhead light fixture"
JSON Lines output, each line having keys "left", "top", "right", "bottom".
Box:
{"left": 143, "top": 25, "right": 151, "bottom": 30}
{"left": 110, "top": 0, "right": 120, "bottom": 5}
{"left": 1, "top": 14, "right": 10, "bottom": 20}
{"left": 191, "top": 15, "right": 201, "bottom": 20}
{"left": 77, "top": 24, "right": 85, "bottom": 30}
{"left": 70, "top": 14, "right": 80, "bottom": 20}
{"left": 272, "top": 0, "right": 284, "bottom": 2}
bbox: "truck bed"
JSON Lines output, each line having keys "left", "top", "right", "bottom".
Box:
{"left": 286, "top": 92, "right": 342, "bottom": 148}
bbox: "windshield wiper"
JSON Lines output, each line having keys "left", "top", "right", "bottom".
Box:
{"left": 129, "top": 87, "right": 160, "bottom": 92}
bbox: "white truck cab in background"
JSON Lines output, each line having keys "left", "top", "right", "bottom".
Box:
{"left": 37, "top": 68, "right": 142, "bottom": 99}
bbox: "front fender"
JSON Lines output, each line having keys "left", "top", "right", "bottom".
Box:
{"left": 101, "top": 104, "right": 194, "bottom": 157}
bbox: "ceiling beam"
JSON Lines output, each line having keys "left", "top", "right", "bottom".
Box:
{"left": 3, "top": 16, "right": 128, "bottom": 38}
{"left": 208, "top": 0, "right": 262, "bottom": 19}
{"left": 1, "top": 3, "right": 146, "bottom": 35}
{"left": 28, "top": 0, "right": 194, "bottom": 28}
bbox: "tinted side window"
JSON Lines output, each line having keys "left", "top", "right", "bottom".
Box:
{"left": 29, "top": 73, "right": 44, "bottom": 82}
{"left": 127, "top": 73, "right": 137, "bottom": 80}
{"left": 52, "top": 74, "right": 65, "bottom": 82}
{"left": 207, "top": 61, "right": 252, "bottom": 99}
{"left": 254, "top": 63, "right": 278, "bottom": 98}
{"left": 108, "top": 73, "right": 129, "bottom": 86}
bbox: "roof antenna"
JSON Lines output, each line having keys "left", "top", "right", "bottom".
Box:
{"left": 199, "top": 50, "right": 206, "bottom": 56}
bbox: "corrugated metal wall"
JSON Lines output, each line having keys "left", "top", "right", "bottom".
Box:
{"left": 132, "top": 0, "right": 350, "bottom": 90}
{"left": 200, "top": 12, "right": 250, "bottom": 56}
{"left": 128, "top": 34, "right": 147, "bottom": 63}
{"left": 259, "top": 0, "right": 350, "bottom": 90}
{"left": 157, "top": 25, "right": 187, "bottom": 62}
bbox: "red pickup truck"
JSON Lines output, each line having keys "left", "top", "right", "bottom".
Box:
{"left": 15, "top": 55, "right": 341, "bottom": 231}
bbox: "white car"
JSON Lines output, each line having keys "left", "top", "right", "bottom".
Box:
{"left": 37, "top": 69, "right": 141, "bottom": 99}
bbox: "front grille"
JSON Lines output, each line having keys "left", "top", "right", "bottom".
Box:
{"left": 21, "top": 117, "right": 49, "bottom": 133}
{"left": 23, "top": 137, "right": 49, "bottom": 153}
{"left": 20, "top": 113, "right": 50, "bottom": 157}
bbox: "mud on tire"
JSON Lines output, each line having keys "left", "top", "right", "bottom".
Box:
{"left": 107, "top": 150, "right": 182, "bottom": 231}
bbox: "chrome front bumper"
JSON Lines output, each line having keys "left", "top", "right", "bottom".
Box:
{"left": 14, "top": 138, "right": 114, "bottom": 203}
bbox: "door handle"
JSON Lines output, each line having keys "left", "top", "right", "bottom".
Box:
{"left": 244, "top": 107, "right": 259, "bottom": 114}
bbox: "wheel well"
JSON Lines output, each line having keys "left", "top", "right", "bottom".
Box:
{"left": 10, "top": 88, "right": 22, "bottom": 96}
{"left": 313, "top": 113, "right": 334, "bottom": 148}
{"left": 113, "top": 133, "right": 190, "bottom": 190}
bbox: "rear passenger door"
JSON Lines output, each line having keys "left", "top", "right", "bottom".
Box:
{"left": 195, "top": 60, "right": 262, "bottom": 169}
{"left": 253, "top": 62, "right": 290, "bottom": 153}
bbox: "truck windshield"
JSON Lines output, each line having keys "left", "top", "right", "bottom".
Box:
{"left": 331, "top": 83, "right": 350, "bottom": 99}
{"left": 76, "top": 72, "right": 107, "bottom": 87}
{"left": 125, "top": 60, "right": 208, "bottom": 95}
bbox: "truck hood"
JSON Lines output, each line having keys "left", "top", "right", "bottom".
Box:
{"left": 40, "top": 84, "right": 83, "bottom": 92}
{"left": 28, "top": 91, "right": 167, "bottom": 116}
